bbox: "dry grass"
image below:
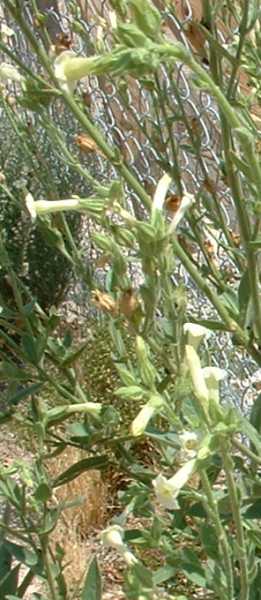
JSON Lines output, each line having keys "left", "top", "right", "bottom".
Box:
{"left": 47, "top": 445, "right": 109, "bottom": 592}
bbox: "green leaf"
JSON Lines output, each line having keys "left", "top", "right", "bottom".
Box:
{"left": 219, "top": 290, "right": 239, "bottom": 318}
{"left": 116, "top": 365, "right": 137, "bottom": 386}
{"left": 108, "top": 321, "right": 126, "bottom": 358}
{"left": 21, "top": 334, "right": 44, "bottom": 365}
{"left": 153, "top": 565, "right": 176, "bottom": 585}
{"left": 0, "top": 542, "right": 12, "bottom": 585}
{"left": 0, "top": 563, "right": 20, "bottom": 597}
{"left": 116, "top": 23, "right": 150, "bottom": 48}
{"left": 115, "top": 385, "right": 145, "bottom": 400}
{"left": 53, "top": 456, "right": 108, "bottom": 488}
{"left": 4, "top": 542, "right": 42, "bottom": 571}
{"left": 248, "top": 237, "right": 261, "bottom": 248}
{"left": 128, "top": 0, "right": 161, "bottom": 39}
{"left": 200, "top": 524, "right": 219, "bottom": 559}
{"left": 7, "top": 383, "right": 43, "bottom": 406}
{"left": 246, "top": 0, "right": 259, "bottom": 30}
{"left": 39, "top": 508, "right": 60, "bottom": 535}
{"left": 231, "top": 152, "right": 252, "bottom": 180}
{"left": 250, "top": 393, "right": 261, "bottom": 434}
{"left": 182, "top": 564, "right": 206, "bottom": 588}
{"left": 238, "top": 270, "right": 250, "bottom": 315}
{"left": 61, "top": 342, "right": 89, "bottom": 367}
{"left": 0, "top": 361, "right": 29, "bottom": 382}
{"left": 81, "top": 556, "right": 102, "bottom": 600}
{"left": 238, "top": 412, "right": 261, "bottom": 454}
{"left": 68, "top": 423, "right": 92, "bottom": 442}
{"left": 243, "top": 500, "right": 261, "bottom": 519}
{"left": 132, "top": 563, "right": 153, "bottom": 588}
{"left": 34, "top": 482, "right": 52, "bottom": 503}
{"left": 192, "top": 319, "right": 228, "bottom": 332}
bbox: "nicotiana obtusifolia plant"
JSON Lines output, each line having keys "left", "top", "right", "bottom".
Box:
{"left": 0, "top": 1, "right": 260, "bottom": 599}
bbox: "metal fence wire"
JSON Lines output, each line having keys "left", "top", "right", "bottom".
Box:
{"left": 0, "top": 1, "right": 260, "bottom": 411}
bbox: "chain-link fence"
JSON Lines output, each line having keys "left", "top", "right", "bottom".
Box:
{"left": 0, "top": 1, "right": 259, "bottom": 411}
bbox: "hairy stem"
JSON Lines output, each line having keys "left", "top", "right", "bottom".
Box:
{"left": 222, "top": 450, "right": 249, "bottom": 600}
{"left": 200, "top": 469, "right": 234, "bottom": 600}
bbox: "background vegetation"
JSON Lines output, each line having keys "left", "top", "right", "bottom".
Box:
{"left": 0, "top": 1, "right": 260, "bottom": 599}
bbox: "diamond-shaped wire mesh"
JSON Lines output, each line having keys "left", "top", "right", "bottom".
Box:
{"left": 0, "top": 1, "right": 259, "bottom": 411}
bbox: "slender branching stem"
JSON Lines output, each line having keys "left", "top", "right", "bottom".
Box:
{"left": 222, "top": 449, "right": 249, "bottom": 600}
{"left": 200, "top": 469, "right": 234, "bottom": 600}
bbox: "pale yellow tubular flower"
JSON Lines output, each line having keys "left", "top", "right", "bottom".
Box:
{"left": 185, "top": 345, "right": 209, "bottom": 410}
{"left": 131, "top": 403, "right": 156, "bottom": 437}
{"left": 25, "top": 192, "right": 37, "bottom": 221}
{"left": 168, "top": 192, "right": 195, "bottom": 233}
{"left": 183, "top": 322, "right": 212, "bottom": 350}
{"left": 54, "top": 50, "right": 99, "bottom": 94}
{"left": 153, "top": 459, "right": 197, "bottom": 510}
{"left": 100, "top": 525, "right": 124, "bottom": 549}
{"left": 179, "top": 430, "right": 199, "bottom": 459}
{"left": 100, "top": 525, "right": 137, "bottom": 565}
{"left": 53, "top": 50, "right": 78, "bottom": 93}
{"left": 33, "top": 199, "right": 80, "bottom": 214}
{"left": 202, "top": 366, "right": 227, "bottom": 403}
{"left": 25, "top": 193, "right": 81, "bottom": 221}
{"left": 152, "top": 172, "right": 172, "bottom": 212}
{"left": 131, "top": 395, "right": 163, "bottom": 437}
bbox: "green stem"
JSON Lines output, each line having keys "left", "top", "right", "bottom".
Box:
{"left": 40, "top": 534, "right": 60, "bottom": 600}
{"left": 222, "top": 449, "right": 249, "bottom": 600}
{"left": 232, "top": 438, "right": 261, "bottom": 465}
{"left": 59, "top": 214, "right": 93, "bottom": 287}
{"left": 200, "top": 469, "right": 234, "bottom": 600}
{"left": 171, "top": 233, "right": 261, "bottom": 364}
{"left": 168, "top": 74, "right": 243, "bottom": 271}
{"left": 154, "top": 73, "right": 183, "bottom": 195}
{"left": 171, "top": 235, "right": 241, "bottom": 337}
{"left": 61, "top": 91, "right": 152, "bottom": 210}
{"left": 220, "top": 117, "right": 261, "bottom": 341}
{"left": 5, "top": 0, "right": 152, "bottom": 210}
{"left": 226, "top": 0, "right": 250, "bottom": 98}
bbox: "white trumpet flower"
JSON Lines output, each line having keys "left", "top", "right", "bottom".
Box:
{"left": 100, "top": 525, "right": 125, "bottom": 550}
{"left": 168, "top": 192, "right": 195, "bottom": 232}
{"left": 183, "top": 323, "right": 212, "bottom": 350}
{"left": 179, "top": 430, "right": 200, "bottom": 459}
{"left": 152, "top": 173, "right": 172, "bottom": 211}
{"left": 153, "top": 459, "right": 196, "bottom": 510}
{"left": 101, "top": 525, "right": 137, "bottom": 565}
{"left": 53, "top": 50, "right": 79, "bottom": 93}
{"left": 131, "top": 395, "right": 163, "bottom": 437}
{"left": 54, "top": 50, "right": 100, "bottom": 94}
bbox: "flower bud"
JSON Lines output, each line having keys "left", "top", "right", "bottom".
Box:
{"left": 202, "top": 367, "right": 227, "bottom": 403}
{"left": 185, "top": 345, "right": 209, "bottom": 411}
